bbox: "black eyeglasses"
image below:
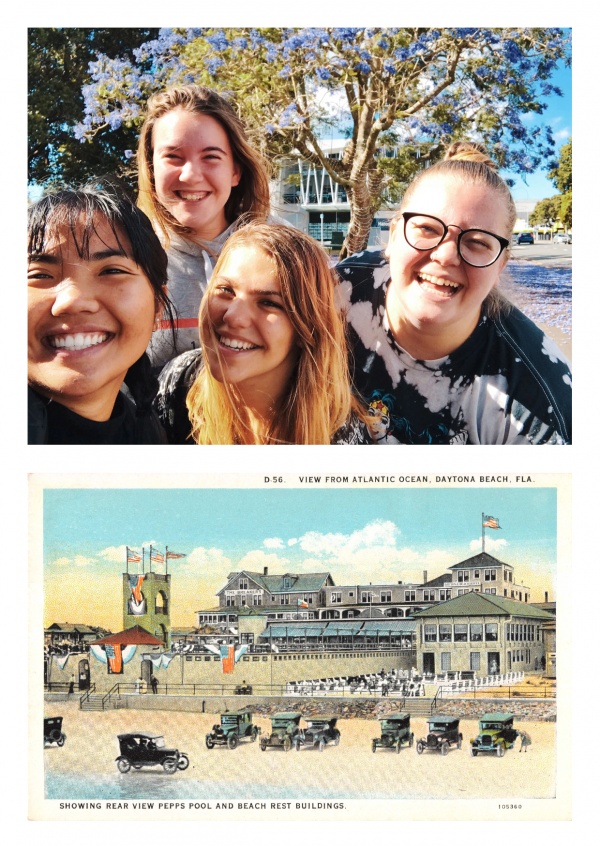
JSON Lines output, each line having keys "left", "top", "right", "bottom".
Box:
{"left": 402, "top": 212, "right": 509, "bottom": 268}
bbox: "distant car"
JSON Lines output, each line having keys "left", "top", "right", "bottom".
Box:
{"left": 372, "top": 712, "right": 413, "bottom": 753}
{"left": 553, "top": 233, "right": 571, "bottom": 244}
{"left": 416, "top": 716, "right": 462, "bottom": 755}
{"left": 260, "top": 712, "right": 302, "bottom": 752}
{"left": 44, "top": 716, "right": 66, "bottom": 747}
{"left": 206, "top": 710, "right": 260, "bottom": 749}
{"left": 295, "top": 717, "right": 340, "bottom": 752}
{"left": 116, "top": 732, "right": 189, "bottom": 774}
{"left": 517, "top": 232, "right": 534, "bottom": 245}
{"left": 470, "top": 712, "right": 518, "bottom": 757}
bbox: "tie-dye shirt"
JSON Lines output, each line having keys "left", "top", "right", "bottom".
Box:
{"left": 337, "top": 250, "right": 572, "bottom": 445}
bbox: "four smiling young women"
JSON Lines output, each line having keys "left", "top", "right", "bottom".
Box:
{"left": 27, "top": 87, "right": 572, "bottom": 445}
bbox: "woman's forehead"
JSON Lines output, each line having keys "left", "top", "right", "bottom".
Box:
{"left": 39, "top": 214, "right": 132, "bottom": 257}
{"left": 403, "top": 174, "right": 507, "bottom": 230}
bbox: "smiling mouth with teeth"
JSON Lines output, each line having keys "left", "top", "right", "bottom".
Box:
{"left": 218, "top": 335, "right": 260, "bottom": 352}
{"left": 178, "top": 191, "right": 210, "bottom": 201}
{"left": 47, "top": 332, "right": 111, "bottom": 351}
{"left": 417, "top": 272, "right": 462, "bottom": 294}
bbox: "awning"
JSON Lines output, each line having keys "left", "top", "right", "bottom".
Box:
{"left": 323, "top": 622, "right": 362, "bottom": 636}
{"left": 261, "top": 624, "right": 327, "bottom": 638}
{"left": 357, "top": 620, "right": 417, "bottom": 635}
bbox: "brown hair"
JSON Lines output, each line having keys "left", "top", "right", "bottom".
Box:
{"left": 137, "top": 85, "right": 271, "bottom": 245}
{"left": 399, "top": 140, "right": 517, "bottom": 238}
{"left": 187, "top": 223, "right": 361, "bottom": 444}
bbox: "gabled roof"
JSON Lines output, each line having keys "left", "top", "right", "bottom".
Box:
{"left": 421, "top": 574, "right": 452, "bottom": 588}
{"left": 220, "top": 570, "right": 333, "bottom": 594}
{"left": 448, "top": 552, "right": 512, "bottom": 570}
{"left": 90, "top": 625, "right": 163, "bottom": 646}
{"left": 413, "top": 593, "right": 554, "bottom": 619}
{"left": 46, "top": 623, "right": 99, "bottom": 634}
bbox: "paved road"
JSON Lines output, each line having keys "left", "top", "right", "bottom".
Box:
{"left": 510, "top": 242, "right": 571, "bottom": 264}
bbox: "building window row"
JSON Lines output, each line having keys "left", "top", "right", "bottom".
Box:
{"left": 423, "top": 623, "right": 497, "bottom": 642}
{"left": 506, "top": 623, "right": 537, "bottom": 642}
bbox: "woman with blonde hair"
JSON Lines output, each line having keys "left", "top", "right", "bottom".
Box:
{"left": 155, "top": 222, "right": 369, "bottom": 444}
{"left": 337, "top": 141, "right": 572, "bottom": 444}
{"left": 137, "top": 85, "right": 271, "bottom": 368}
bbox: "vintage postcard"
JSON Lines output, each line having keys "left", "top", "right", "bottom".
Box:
{"left": 30, "top": 472, "right": 570, "bottom": 822}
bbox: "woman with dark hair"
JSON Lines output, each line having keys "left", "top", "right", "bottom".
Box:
{"left": 337, "top": 142, "right": 572, "bottom": 444}
{"left": 137, "top": 85, "right": 272, "bottom": 368}
{"left": 28, "top": 186, "right": 175, "bottom": 444}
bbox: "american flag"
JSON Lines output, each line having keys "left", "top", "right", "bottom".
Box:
{"left": 150, "top": 549, "right": 165, "bottom": 563}
{"left": 220, "top": 644, "right": 235, "bottom": 674}
{"left": 483, "top": 515, "right": 501, "bottom": 529}
{"left": 127, "top": 547, "right": 141, "bottom": 563}
{"left": 166, "top": 551, "right": 186, "bottom": 559}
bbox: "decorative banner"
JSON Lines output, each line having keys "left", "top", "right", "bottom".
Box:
{"left": 220, "top": 644, "right": 235, "bottom": 673}
{"left": 121, "top": 645, "right": 137, "bottom": 665}
{"left": 128, "top": 574, "right": 146, "bottom": 615}
{"left": 161, "top": 653, "right": 176, "bottom": 669}
{"left": 90, "top": 645, "right": 107, "bottom": 664}
{"left": 54, "top": 654, "right": 70, "bottom": 670}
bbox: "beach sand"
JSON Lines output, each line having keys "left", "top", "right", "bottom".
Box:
{"left": 42, "top": 701, "right": 556, "bottom": 803}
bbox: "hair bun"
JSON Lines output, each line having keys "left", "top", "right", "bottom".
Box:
{"left": 443, "top": 141, "right": 497, "bottom": 170}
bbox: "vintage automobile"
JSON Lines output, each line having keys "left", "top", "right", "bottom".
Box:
{"left": 470, "top": 712, "right": 518, "bottom": 757}
{"left": 44, "top": 716, "right": 66, "bottom": 747}
{"left": 116, "top": 732, "right": 189, "bottom": 774}
{"left": 416, "top": 716, "right": 462, "bottom": 755}
{"left": 234, "top": 682, "right": 253, "bottom": 695}
{"left": 205, "top": 710, "right": 260, "bottom": 749}
{"left": 372, "top": 712, "right": 413, "bottom": 753}
{"left": 260, "top": 712, "right": 302, "bottom": 752}
{"left": 294, "top": 717, "right": 341, "bottom": 752}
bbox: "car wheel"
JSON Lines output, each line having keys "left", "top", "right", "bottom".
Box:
{"left": 283, "top": 737, "right": 291, "bottom": 753}
{"left": 260, "top": 737, "right": 267, "bottom": 751}
{"left": 396, "top": 740, "right": 402, "bottom": 754}
{"left": 205, "top": 736, "right": 215, "bottom": 749}
{"left": 57, "top": 735, "right": 65, "bottom": 747}
{"left": 334, "top": 733, "right": 340, "bottom": 746}
{"left": 163, "top": 758, "right": 178, "bottom": 774}
{"left": 251, "top": 728, "right": 258, "bottom": 742}
{"left": 497, "top": 743, "right": 505, "bottom": 758}
{"left": 441, "top": 742, "right": 449, "bottom": 757}
{"left": 294, "top": 738, "right": 301, "bottom": 751}
{"left": 318, "top": 739, "right": 325, "bottom": 752}
{"left": 416, "top": 741, "right": 424, "bottom": 755}
{"left": 470, "top": 747, "right": 478, "bottom": 757}
{"left": 227, "top": 734, "right": 239, "bottom": 750}
{"left": 372, "top": 740, "right": 377, "bottom": 753}
{"left": 117, "top": 758, "right": 131, "bottom": 774}
{"left": 457, "top": 735, "right": 462, "bottom": 750}
{"left": 177, "top": 754, "right": 189, "bottom": 770}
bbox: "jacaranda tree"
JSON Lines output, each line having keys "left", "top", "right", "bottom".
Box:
{"left": 74, "top": 27, "right": 571, "bottom": 258}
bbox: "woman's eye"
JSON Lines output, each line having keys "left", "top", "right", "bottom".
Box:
{"left": 261, "top": 299, "right": 284, "bottom": 310}
{"left": 99, "top": 266, "right": 129, "bottom": 276}
{"left": 27, "top": 269, "right": 54, "bottom": 283}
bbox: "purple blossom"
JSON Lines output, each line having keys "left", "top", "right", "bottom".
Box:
{"left": 316, "top": 67, "right": 332, "bottom": 81}
{"left": 206, "top": 31, "right": 230, "bottom": 52}
{"left": 355, "top": 61, "right": 371, "bottom": 74}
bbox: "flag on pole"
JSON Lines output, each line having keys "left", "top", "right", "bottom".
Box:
{"left": 483, "top": 515, "right": 501, "bottom": 529}
{"left": 150, "top": 549, "right": 165, "bottom": 564}
{"left": 127, "top": 547, "right": 141, "bottom": 563}
{"left": 166, "top": 551, "right": 186, "bottom": 559}
{"left": 297, "top": 598, "right": 309, "bottom": 608}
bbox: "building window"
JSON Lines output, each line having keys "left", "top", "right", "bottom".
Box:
{"left": 441, "top": 652, "right": 451, "bottom": 671}
{"left": 331, "top": 592, "right": 341, "bottom": 604}
{"left": 253, "top": 594, "right": 261, "bottom": 606}
{"left": 454, "top": 624, "right": 468, "bottom": 642}
{"left": 381, "top": 591, "right": 392, "bottom": 603}
{"left": 405, "top": 590, "right": 416, "bottom": 602}
{"left": 470, "top": 652, "right": 480, "bottom": 671}
{"left": 470, "top": 624, "right": 483, "bottom": 642}
{"left": 440, "top": 589, "right": 451, "bottom": 601}
{"left": 424, "top": 625, "right": 437, "bottom": 643}
{"left": 226, "top": 597, "right": 234, "bottom": 606}
{"left": 484, "top": 569, "right": 497, "bottom": 581}
{"left": 485, "top": 623, "right": 498, "bottom": 641}
{"left": 439, "top": 625, "right": 452, "bottom": 642}
{"left": 423, "top": 590, "right": 435, "bottom": 601}
{"left": 239, "top": 579, "right": 248, "bottom": 590}
{"left": 474, "top": 570, "right": 480, "bottom": 579}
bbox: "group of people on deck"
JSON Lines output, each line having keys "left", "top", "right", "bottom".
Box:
{"left": 28, "top": 85, "right": 572, "bottom": 445}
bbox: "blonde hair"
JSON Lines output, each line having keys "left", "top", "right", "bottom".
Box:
{"left": 186, "top": 223, "right": 359, "bottom": 444}
{"left": 137, "top": 85, "right": 270, "bottom": 246}
{"left": 396, "top": 140, "right": 515, "bottom": 318}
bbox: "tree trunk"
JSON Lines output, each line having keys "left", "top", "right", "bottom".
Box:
{"left": 337, "top": 171, "right": 381, "bottom": 262}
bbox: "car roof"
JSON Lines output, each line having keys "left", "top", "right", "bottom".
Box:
{"left": 221, "top": 710, "right": 251, "bottom": 717}
{"left": 117, "top": 732, "right": 164, "bottom": 740}
{"left": 378, "top": 712, "right": 410, "bottom": 721}
{"left": 480, "top": 712, "right": 514, "bottom": 721}
{"left": 273, "top": 712, "right": 302, "bottom": 719}
{"left": 428, "top": 716, "right": 459, "bottom": 724}
{"left": 306, "top": 716, "right": 337, "bottom": 723}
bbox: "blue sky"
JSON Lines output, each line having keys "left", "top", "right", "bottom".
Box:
{"left": 44, "top": 486, "right": 558, "bottom": 628}
{"left": 505, "top": 61, "right": 571, "bottom": 201}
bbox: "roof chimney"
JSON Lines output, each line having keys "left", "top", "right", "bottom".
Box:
{"left": 544, "top": 591, "right": 548, "bottom": 603}
{"left": 423, "top": 570, "right": 428, "bottom": 584}
{"left": 264, "top": 567, "right": 268, "bottom": 576}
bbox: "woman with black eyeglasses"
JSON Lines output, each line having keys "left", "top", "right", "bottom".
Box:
{"left": 336, "top": 141, "right": 572, "bottom": 444}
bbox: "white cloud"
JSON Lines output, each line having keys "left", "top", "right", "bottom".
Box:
{"left": 298, "top": 519, "right": 400, "bottom": 556}
{"left": 263, "top": 537, "right": 285, "bottom": 549}
{"left": 554, "top": 127, "right": 570, "bottom": 141}
{"left": 184, "top": 547, "right": 232, "bottom": 571}
{"left": 98, "top": 545, "right": 128, "bottom": 562}
{"left": 469, "top": 536, "right": 508, "bottom": 553}
{"left": 238, "top": 550, "right": 291, "bottom": 570}
{"left": 287, "top": 538, "right": 298, "bottom": 547}
{"left": 53, "top": 555, "right": 95, "bottom": 568}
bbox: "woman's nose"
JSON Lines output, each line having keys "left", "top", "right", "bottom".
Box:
{"left": 179, "top": 159, "right": 204, "bottom": 183}
{"left": 51, "top": 279, "right": 100, "bottom": 316}
{"left": 223, "top": 297, "right": 251, "bottom": 326}
{"left": 430, "top": 230, "right": 462, "bottom": 266}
